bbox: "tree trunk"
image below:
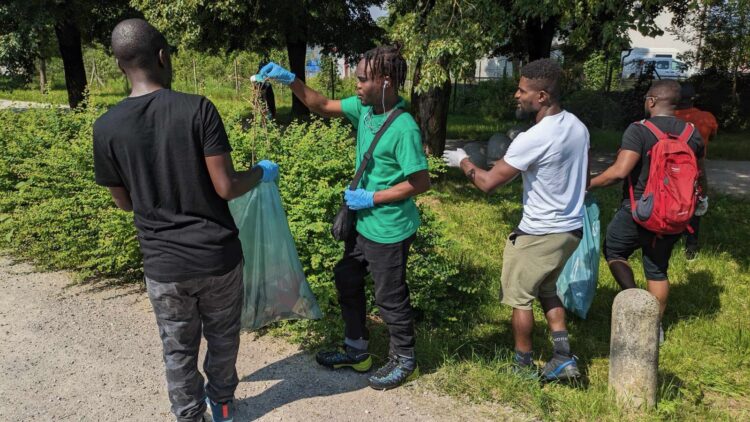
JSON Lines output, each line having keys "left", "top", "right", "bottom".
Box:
{"left": 286, "top": 39, "right": 309, "bottom": 118}
{"left": 696, "top": 1, "right": 708, "bottom": 71}
{"left": 411, "top": 61, "right": 452, "bottom": 156}
{"left": 38, "top": 57, "right": 48, "bottom": 94}
{"left": 54, "top": 18, "right": 87, "bottom": 109}
{"left": 525, "top": 16, "right": 558, "bottom": 60}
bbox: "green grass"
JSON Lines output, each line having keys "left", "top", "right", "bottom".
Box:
{"left": 3, "top": 87, "right": 749, "bottom": 419}
{"left": 366, "top": 171, "right": 750, "bottom": 421}
{"left": 446, "top": 113, "right": 514, "bottom": 141}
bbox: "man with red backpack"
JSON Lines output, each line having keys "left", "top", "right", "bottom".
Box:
{"left": 588, "top": 80, "right": 706, "bottom": 345}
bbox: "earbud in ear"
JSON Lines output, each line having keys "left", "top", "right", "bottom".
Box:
{"left": 384, "top": 80, "right": 390, "bottom": 87}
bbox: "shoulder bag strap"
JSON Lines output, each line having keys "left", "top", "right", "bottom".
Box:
{"left": 348, "top": 108, "right": 405, "bottom": 190}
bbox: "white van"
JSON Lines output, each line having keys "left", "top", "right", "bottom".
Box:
{"left": 621, "top": 48, "right": 689, "bottom": 80}
{"left": 623, "top": 58, "right": 688, "bottom": 79}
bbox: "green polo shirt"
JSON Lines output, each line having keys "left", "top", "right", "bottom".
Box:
{"left": 340, "top": 96, "right": 429, "bottom": 244}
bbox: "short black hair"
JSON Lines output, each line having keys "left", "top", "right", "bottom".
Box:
{"left": 520, "top": 58, "right": 563, "bottom": 101}
{"left": 649, "top": 79, "right": 681, "bottom": 106}
{"left": 111, "top": 19, "right": 168, "bottom": 69}
{"left": 362, "top": 44, "right": 408, "bottom": 90}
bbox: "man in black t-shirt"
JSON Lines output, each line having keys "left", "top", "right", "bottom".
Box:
{"left": 93, "top": 19, "right": 277, "bottom": 422}
{"left": 589, "top": 79, "right": 705, "bottom": 345}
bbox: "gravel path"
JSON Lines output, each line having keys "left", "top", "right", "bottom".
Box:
{"left": 0, "top": 256, "right": 525, "bottom": 422}
{"left": 0, "top": 99, "right": 68, "bottom": 110}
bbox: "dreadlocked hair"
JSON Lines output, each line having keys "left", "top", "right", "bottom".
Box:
{"left": 520, "top": 58, "right": 563, "bottom": 101}
{"left": 362, "top": 44, "right": 407, "bottom": 90}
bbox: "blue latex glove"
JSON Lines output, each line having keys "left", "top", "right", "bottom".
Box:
{"left": 258, "top": 62, "right": 296, "bottom": 85}
{"left": 254, "top": 160, "right": 279, "bottom": 183}
{"left": 345, "top": 188, "right": 375, "bottom": 210}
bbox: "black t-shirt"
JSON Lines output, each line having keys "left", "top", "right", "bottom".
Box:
{"left": 620, "top": 115, "right": 705, "bottom": 203}
{"left": 93, "top": 89, "right": 242, "bottom": 282}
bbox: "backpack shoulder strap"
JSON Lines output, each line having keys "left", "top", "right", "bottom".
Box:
{"left": 638, "top": 119, "right": 667, "bottom": 140}
{"left": 677, "top": 122, "right": 695, "bottom": 144}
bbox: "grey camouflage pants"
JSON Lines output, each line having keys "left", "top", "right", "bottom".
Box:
{"left": 145, "top": 261, "right": 243, "bottom": 422}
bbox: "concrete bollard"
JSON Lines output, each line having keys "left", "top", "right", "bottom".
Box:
{"left": 609, "top": 289, "right": 660, "bottom": 409}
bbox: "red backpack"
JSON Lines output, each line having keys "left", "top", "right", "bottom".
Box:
{"left": 629, "top": 120, "right": 699, "bottom": 235}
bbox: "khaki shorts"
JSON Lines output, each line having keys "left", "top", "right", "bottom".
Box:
{"left": 500, "top": 231, "right": 581, "bottom": 310}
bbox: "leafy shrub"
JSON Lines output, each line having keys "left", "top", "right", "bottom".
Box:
{"left": 0, "top": 99, "right": 487, "bottom": 341}
{"left": 688, "top": 70, "right": 750, "bottom": 131}
{"left": 452, "top": 78, "right": 517, "bottom": 120}
{"left": 563, "top": 90, "right": 625, "bottom": 130}
{"left": 0, "top": 105, "right": 142, "bottom": 279}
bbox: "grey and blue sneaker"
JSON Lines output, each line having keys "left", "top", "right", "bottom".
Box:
{"left": 511, "top": 353, "right": 539, "bottom": 380}
{"left": 205, "top": 397, "right": 234, "bottom": 422}
{"left": 315, "top": 344, "right": 373, "bottom": 372}
{"left": 541, "top": 354, "right": 580, "bottom": 382}
{"left": 368, "top": 353, "right": 419, "bottom": 390}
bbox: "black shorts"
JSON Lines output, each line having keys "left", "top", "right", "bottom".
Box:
{"left": 603, "top": 206, "right": 680, "bottom": 281}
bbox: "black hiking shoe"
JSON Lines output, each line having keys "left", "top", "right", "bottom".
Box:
{"left": 541, "top": 354, "right": 580, "bottom": 382}
{"left": 368, "top": 354, "right": 419, "bottom": 390}
{"left": 315, "top": 344, "right": 372, "bottom": 372}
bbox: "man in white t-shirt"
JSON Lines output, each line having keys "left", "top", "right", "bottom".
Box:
{"left": 443, "top": 58, "right": 589, "bottom": 382}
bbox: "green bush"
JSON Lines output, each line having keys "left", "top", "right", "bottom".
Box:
{"left": 0, "top": 100, "right": 487, "bottom": 341}
{"left": 563, "top": 90, "right": 625, "bottom": 130}
{"left": 0, "top": 105, "right": 142, "bottom": 279}
{"left": 452, "top": 78, "right": 517, "bottom": 120}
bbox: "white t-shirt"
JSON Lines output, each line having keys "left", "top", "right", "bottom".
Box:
{"left": 503, "top": 110, "right": 589, "bottom": 235}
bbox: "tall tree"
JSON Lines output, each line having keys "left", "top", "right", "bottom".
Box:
{"left": 135, "top": 0, "right": 384, "bottom": 118}
{"left": 0, "top": 0, "right": 139, "bottom": 108}
{"left": 672, "top": 0, "right": 750, "bottom": 96}
{"left": 389, "top": 0, "right": 672, "bottom": 155}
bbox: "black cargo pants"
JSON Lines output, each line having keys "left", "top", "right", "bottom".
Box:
{"left": 145, "top": 261, "right": 243, "bottom": 422}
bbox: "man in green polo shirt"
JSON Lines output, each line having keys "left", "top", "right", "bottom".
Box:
{"left": 257, "top": 45, "right": 430, "bottom": 390}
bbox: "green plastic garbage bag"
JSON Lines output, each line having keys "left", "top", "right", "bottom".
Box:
{"left": 228, "top": 182, "right": 322, "bottom": 330}
{"left": 556, "top": 196, "right": 601, "bottom": 319}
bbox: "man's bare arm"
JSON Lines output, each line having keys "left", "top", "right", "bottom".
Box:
{"left": 588, "top": 150, "right": 641, "bottom": 190}
{"left": 108, "top": 186, "right": 133, "bottom": 211}
{"left": 288, "top": 80, "right": 344, "bottom": 118}
{"left": 459, "top": 158, "right": 521, "bottom": 193}
{"left": 372, "top": 170, "right": 431, "bottom": 204}
{"left": 204, "top": 153, "right": 263, "bottom": 200}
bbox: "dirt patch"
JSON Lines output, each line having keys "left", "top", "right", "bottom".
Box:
{"left": 0, "top": 256, "right": 527, "bottom": 421}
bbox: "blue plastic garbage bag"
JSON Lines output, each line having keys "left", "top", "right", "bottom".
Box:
{"left": 228, "top": 182, "right": 322, "bottom": 330}
{"left": 556, "top": 196, "right": 601, "bottom": 319}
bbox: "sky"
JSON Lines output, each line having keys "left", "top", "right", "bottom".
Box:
{"left": 369, "top": 5, "right": 388, "bottom": 20}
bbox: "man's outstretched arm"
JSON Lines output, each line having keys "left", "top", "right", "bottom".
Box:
{"left": 258, "top": 62, "right": 343, "bottom": 118}
{"left": 588, "top": 150, "right": 640, "bottom": 190}
{"left": 443, "top": 149, "right": 520, "bottom": 193}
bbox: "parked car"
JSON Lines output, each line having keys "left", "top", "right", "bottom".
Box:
{"left": 622, "top": 57, "right": 688, "bottom": 80}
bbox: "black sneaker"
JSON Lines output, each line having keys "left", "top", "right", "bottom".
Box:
{"left": 315, "top": 344, "right": 372, "bottom": 372}
{"left": 541, "top": 354, "right": 580, "bottom": 382}
{"left": 368, "top": 354, "right": 419, "bottom": 390}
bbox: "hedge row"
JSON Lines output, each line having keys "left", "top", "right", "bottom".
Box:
{"left": 0, "top": 101, "right": 487, "bottom": 341}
